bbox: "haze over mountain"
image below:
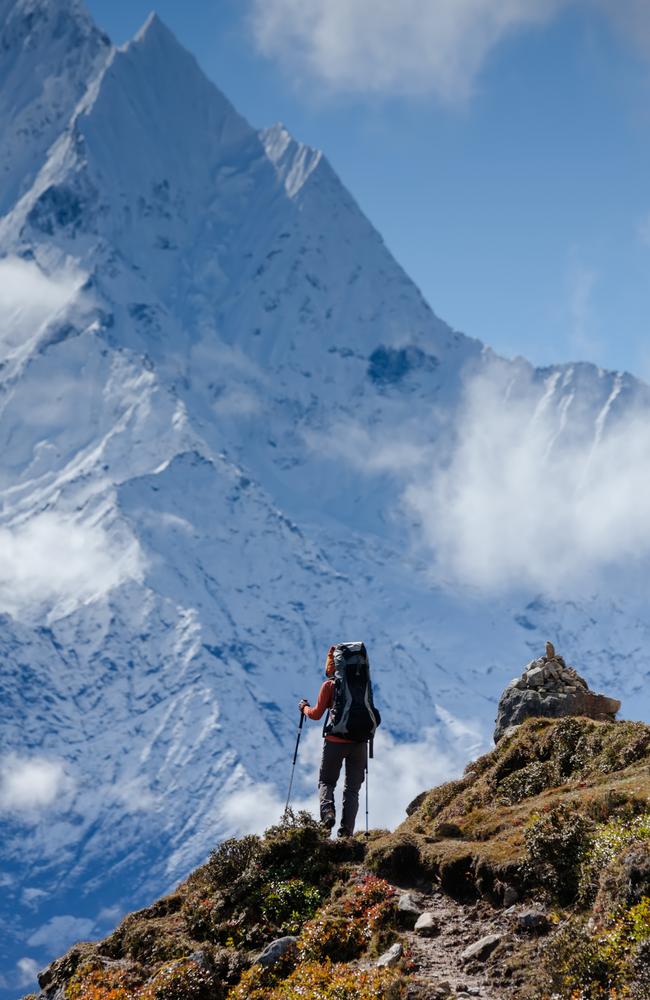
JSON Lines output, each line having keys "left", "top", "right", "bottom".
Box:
{"left": 2, "top": 0, "right": 650, "bottom": 994}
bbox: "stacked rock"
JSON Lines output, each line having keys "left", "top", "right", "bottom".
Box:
{"left": 493, "top": 641, "right": 621, "bottom": 743}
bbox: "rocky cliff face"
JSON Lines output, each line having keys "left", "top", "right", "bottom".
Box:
{"left": 26, "top": 716, "right": 650, "bottom": 1000}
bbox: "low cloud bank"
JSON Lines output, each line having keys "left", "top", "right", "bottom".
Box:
{"left": 306, "top": 358, "right": 650, "bottom": 595}
{"left": 0, "top": 256, "right": 82, "bottom": 361}
{"left": 405, "top": 363, "right": 650, "bottom": 592}
{"left": 0, "top": 512, "right": 144, "bottom": 622}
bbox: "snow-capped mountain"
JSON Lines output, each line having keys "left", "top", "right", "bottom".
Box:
{"left": 2, "top": 1, "right": 650, "bottom": 993}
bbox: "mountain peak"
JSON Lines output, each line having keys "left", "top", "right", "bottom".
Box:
{"left": 132, "top": 10, "right": 173, "bottom": 47}
{"left": 0, "top": 0, "right": 109, "bottom": 215}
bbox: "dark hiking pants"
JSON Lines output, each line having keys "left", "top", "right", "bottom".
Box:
{"left": 318, "top": 740, "right": 367, "bottom": 834}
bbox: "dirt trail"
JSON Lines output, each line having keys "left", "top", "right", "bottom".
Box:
{"left": 395, "top": 885, "right": 516, "bottom": 1000}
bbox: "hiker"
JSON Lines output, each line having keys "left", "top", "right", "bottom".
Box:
{"left": 299, "top": 642, "right": 380, "bottom": 838}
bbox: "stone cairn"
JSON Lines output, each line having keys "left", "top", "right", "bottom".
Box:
{"left": 493, "top": 641, "right": 621, "bottom": 743}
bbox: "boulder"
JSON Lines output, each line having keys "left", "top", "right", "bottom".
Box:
{"left": 517, "top": 909, "right": 550, "bottom": 933}
{"left": 526, "top": 666, "right": 546, "bottom": 687}
{"left": 405, "top": 790, "right": 428, "bottom": 816}
{"left": 257, "top": 936, "right": 297, "bottom": 967}
{"left": 376, "top": 942, "right": 403, "bottom": 967}
{"left": 460, "top": 932, "right": 502, "bottom": 962}
{"left": 397, "top": 892, "right": 423, "bottom": 927}
{"left": 494, "top": 643, "right": 621, "bottom": 742}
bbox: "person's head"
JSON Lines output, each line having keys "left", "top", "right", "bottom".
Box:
{"left": 325, "top": 645, "right": 336, "bottom": 677}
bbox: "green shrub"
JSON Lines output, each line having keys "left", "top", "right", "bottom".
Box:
{"left": 542, "top": 916, "right": 624, "bottom": 999}
{"left": 187, "top": 814, "right": 356, "bottom": 949}
{"left": 543, "top": 896, "right": 650, "bottom": 998}
{"left": 140, "top": 958, "right": 216, "bottom": 1000}
{"left": 259, "top": 878, "right": 322, "bottom": 934}
{"left": 579, "top": 814, "right": 650, "bottom": 907}
{"left": 296, "top": 875, "right": 397, "bottom": 964}
{"left": 297, "top": 913, "right": 366, "bottom": 963}
{"left": 206, "top": 835, "right": 262, "bottom": 888}
{"left": 257, "top": 812, "right": 325, "bottom": 880}
{"left": 523, "top": 802, "right": 594, "bottom": 903}
{"left": 497, "top": 760, "right": 558, "bottom": 805}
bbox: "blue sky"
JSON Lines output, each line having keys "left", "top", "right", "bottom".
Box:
{"left": 86, "top": 0, "right": 650, "bottom": 378}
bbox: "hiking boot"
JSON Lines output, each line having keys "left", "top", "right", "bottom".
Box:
{"left": 336, "top": 826, "right": 352, "bottom": 839}
{"left": 321, "top": 810, "right": 336, "bottom": 830}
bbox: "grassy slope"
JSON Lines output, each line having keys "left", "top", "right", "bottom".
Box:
{"left": 30, "top": 717, "right": 650, "bottom": 1000}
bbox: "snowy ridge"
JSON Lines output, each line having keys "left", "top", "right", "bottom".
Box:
{"left": 0, "top": 0, "right": 109, "bottom": 216}
{"left": 261, "top": 123, "right": 323, "bottom": 197}
{"left": 1, "top": 1, "right": 650, "bottom": 994}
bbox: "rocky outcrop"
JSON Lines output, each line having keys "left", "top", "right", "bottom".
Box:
{"left": 493, "top": 643, "right": 620, "bottom": 742}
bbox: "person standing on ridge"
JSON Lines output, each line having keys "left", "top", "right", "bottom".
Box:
{"left": 299, "top": 642, "right": 380, "bottom": 838}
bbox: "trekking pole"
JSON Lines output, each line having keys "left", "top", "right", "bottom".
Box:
{"left": 365, "top": 739, "right": 370, "bottom": 838}
{"left": 284, "top": 710, "right": 305, "bottom": 818}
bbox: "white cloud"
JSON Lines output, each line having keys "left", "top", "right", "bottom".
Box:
{"left": 22, "top": 888, "right": 48, "bottom": 909}
{"left": 250, "top": 0, "right": 567, "bottom": 102}
{"left": 405, "top": 361, "right": 650, "bottom": 592}
{"left": 220, "top": 711, "right": 484, "bottom": 836}
{"left": 16, "top": 958, "right": 40, "bottom": 988}
{"left": 0, "top": 755, "right": 69, "bottom": 814}
{"left": 250, "top": 0, "right": 650, "bottom": 102}
{"left": 27, "top": 914, "right": 95, "bottom": 952}
{"left": 0, "top": 512, "right": 144, "bottom": 623}
{"left": 221, "top": 779, "right": 296, "bottom": 834}
{"left": 0, "top": 256, "right": 82, "bottom": 362}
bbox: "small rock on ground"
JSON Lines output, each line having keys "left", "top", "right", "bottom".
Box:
{"left": 398, "top": 892, "right": 423, "bottom": 926}
{"left": 376, "top": 942, "right": 403, "bottom": 967}
{"left": 517, "top": 909, "right": 549, "bottom": 933}
{"left": 460, "top": 933, "right": 502, "bottom": 963}
{"left": 414, "top": 911, "right": 440, "bottom": 937}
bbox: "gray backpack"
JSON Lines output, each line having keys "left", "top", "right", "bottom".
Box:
{"left": 323, "top": 642, "right": 381, "bottom": 742}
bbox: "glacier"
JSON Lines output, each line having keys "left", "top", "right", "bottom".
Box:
{"left": 1, "top": 0, "right": 650, "bottom": 994}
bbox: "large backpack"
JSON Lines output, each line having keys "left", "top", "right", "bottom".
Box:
{"left": 323, "top": 641, "right": 381, "bottom": 742}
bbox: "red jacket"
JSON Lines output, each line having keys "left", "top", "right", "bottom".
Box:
{"left": 303, "top": 679, "right": 353, "bottom": 743}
